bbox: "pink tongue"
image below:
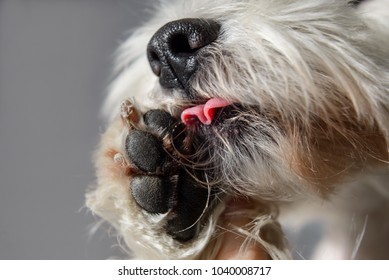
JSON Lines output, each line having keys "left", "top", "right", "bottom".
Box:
{"left": 181, "top": 98, "right": 232, "bottom": 125}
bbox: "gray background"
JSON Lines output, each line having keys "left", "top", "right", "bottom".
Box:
{"left": 0, "top": 0, "right": 152, "bottom": 259}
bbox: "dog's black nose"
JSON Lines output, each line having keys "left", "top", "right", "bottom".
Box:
{"left": 147, "top": 18, "right": 220, "bottom": 92}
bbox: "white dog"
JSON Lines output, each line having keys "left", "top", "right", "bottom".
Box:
{"left": 86, "top": 0, "right": 389, "bottom": 259}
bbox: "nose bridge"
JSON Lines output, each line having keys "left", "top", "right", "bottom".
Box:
{"left": 147, "top": 18, "right": 220, "bottom": 92}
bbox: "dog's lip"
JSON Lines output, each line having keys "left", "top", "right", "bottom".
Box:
{"left": 181, "top": 98, "right": 233, "bottom": 125}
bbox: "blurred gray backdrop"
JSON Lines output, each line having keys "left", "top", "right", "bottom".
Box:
{"left": 0, "top": 0, "right": 152, "bottom": 259}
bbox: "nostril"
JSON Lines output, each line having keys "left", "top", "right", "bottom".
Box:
{"left": 169, "top": 34, "right": 198, "bottom": 55}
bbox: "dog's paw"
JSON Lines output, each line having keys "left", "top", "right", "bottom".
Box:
{"left": 88, "top": 100, "right": 290, "bottom": 259}
{"left": 118, "top": 101, "right": 213, "bottom": 242}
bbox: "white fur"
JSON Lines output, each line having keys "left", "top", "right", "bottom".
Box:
{"left": 87, "top": 0, "right": 389, "bottom": 259}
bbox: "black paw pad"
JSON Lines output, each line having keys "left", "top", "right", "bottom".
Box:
{"left": 166, "top": 172, "right": 210, "bottom": 241}
{"left": 131, "top": 176, "right": 173, "bottom": 214}
{"left": 124, "top": 108, "right": 218, "bottom": 242}
{"left": 125, "top": 130, "right": 166, "bottom": 173}
{"left": 144, "top": 109, "right": 175, "bottom": 136}
{"left": 144, "top": 110, "right": 187, "bottom": 153}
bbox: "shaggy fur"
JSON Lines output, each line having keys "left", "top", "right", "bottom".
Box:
{"left": 86, "top": 0, "right": 389, "bottom": 259}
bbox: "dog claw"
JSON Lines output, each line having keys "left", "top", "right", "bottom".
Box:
{"left": 113, "top": 152, "right": 127, "bottom": 167}
{"left": 120, "top": 99, "right": 139, "bottom": 129}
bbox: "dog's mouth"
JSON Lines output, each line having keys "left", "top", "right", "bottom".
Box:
{"left": 179, "top": 97, "right": 259, "bottom": 142}
{"left": 180, "top": 97, "right": 236, "bottom": 126}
